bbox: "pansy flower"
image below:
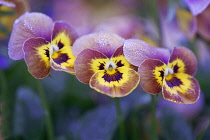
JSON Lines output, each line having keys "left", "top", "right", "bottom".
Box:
{"left": 124, "top": 39, "right": 200, "bottom": 104}
{"left": 8, "top": 12, "right": 77, "bottom": 78}
{"left": 73, "top": 32, "right": 140, "bottom": 97}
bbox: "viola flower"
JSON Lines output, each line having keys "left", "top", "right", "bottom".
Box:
{"left": 8, "top": 12, "right": 77, "bottom": 78}
{"left": 73, "top": 32, "right": 140, "bottom": 97}
{"left": 124, "top": 39, "right": 200, "bottom": 104}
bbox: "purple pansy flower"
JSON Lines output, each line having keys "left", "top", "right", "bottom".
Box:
{"left": 8, "top": 12, "right": 77, "bottom": 78}
{"left": 72, "top": 32, "right": 140, "bottom": 97}
{"left": 124, "top": 39, "right": 200, "bottom": 104}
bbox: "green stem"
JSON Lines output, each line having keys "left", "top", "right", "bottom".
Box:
{"left": 0, "top": 69, "right": 11, "bottom": 137}
{"left": 36, "top": 80, "right": 54, "bottom": 140}
{"left": 151, "top": 95, "right": 157, "bottom": 140}
{"left": 114, "top": 98, "right": 125, "bottom": 140}
{"left": 148, "top": 0, "right": 162, "bottom": 46}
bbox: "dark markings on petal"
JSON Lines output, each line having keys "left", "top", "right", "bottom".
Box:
{"left": 98, "top": 62, "right": 105, "bottom": 70}
{"left": 45, "top": 49, "right": 49, "bottom": 58}
{"left": 102, "top": 70, "right": 123, "bottom": 83}
{"left": 159, "top": 70, "right": 164, "bottom": 81}
{"left": 173, "top": 64, "right": 180, "bottom": 73}
{"left": 116, "top": 60, "right": 124, "bottom": 67}
{"left": 53, "top": 53, "right": 69, "bottom": 65}
{"left": 166, "top": 76, "right": 183, "bottom": 88}
{"left": 57, "top": 40, "right": 64, "bottom": 49}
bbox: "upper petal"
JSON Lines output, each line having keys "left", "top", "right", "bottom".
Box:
{"left": 168, "top": 47, "right": 197, "bottom": 76}
{"left": 8, "top": 12, "right": 53, "bottom": 60}
{"left": 23, "top": 37, "right": 51, "bottom": 79}
{"left": 184, "top": 0, "right": 210, "bottom": 16}
{"left": 72, "top": 32, "right": 125, "bottom": 58}
{"left": 123, "top": 39, "right": 170, "bottom": 66}
{"left": 138, "top": 59, "right": 166, "bottom": 94}
{"left": 162, "top": 73, "right": 200, "bottom": 104}
{"left": 50, "top": 21, "right": 78, "bottom": 74}
{"left": 90, "top": 67, "right": 140, "bottom": 97}
{"left": 111, "top": 46, "right": 138, "bottom": 71}
{"left": 74, "top": 49, "right": 108, "bottom": 84}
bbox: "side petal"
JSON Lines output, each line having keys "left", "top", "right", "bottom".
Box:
{"left": 23, "top": 38, "right": 51, "bottom": 79}
{"left": 72, "top": 32, "right": 124, "bottom": 58}
{"left": 50, "top": 21, "right": 78, "bottom": 74}
{"left": 74, "top": 49, "right": 108, "bottom": 84}
{"left": 90, "top": 67, "right": 140, "bottom": 97}
{"left": 163, "top": 73, "right": 200, "bottom": 104}
{"left": 123, "top": 39, "right": 170, "bottom": 66}
{"left": 138, "top": 59, "right": 166, "bottom": 94}
{"left": 8, "top": 12, "right": 53, "bottom": 60}
{"left": 168, "top": 47, "right": 197, "bottom": 76}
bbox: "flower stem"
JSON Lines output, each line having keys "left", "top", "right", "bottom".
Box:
{"left": 0, "top": 69, "right": 11, "bottom": 137}
{"left": 36, "top": 80, "right": 54, "bottom": 140}
{"left": 151, "top": 95, "right": 157, "bottom": 140}
{"left": 114, "top": 98, "right": 125, "bottom": 140}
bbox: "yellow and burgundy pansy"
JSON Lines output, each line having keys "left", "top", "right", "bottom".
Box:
{"left": 8, "top": 12, "right": 77, "bottom": 78}
{"left": 73, "top": 32, "right": 140, "bottom": 97}
{"left": 124, "top": 39, "right": 200, "bottom": 104}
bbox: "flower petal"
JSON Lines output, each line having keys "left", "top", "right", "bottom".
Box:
{"left": 111, "top": 46, "right": 138, "bottom": 71}
{"left": 23, "top": 38, "right": 51, "bottom": 79}
{"left": 72, "top": 32, "right": 124, "bottom": 58}
{"left": 176, "top": 8, "right": 197, "bottom": 39}
{"left": 168, "top": 47, "right": 197, "bottom": 76}
{"left": 8, "top": 12, "right": 53, "bottom": 60}
{"left": 50, "top": 21, "right": 78, "bottom": 74}
{"left": 123, "top": 39, "right": 170, "bottom": 66}
{"left": 139, "top": 59, "right": 166, "bottom": 94}
{"left": 184, "top": 0, "right": 210, "bottom": 16}
{"left": 75, "top": 49, "right": 108, "bottom": 84}
{"left": 162, "top": 73, "right": 200, "bottom": 104}
{"left": 90, "top": 67, "right": 140, "bottom": 97}
{"left": 197, "top": 6, "right": 210, "bottom": 40}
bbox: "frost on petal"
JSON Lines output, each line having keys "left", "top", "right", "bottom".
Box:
{"left": 123, "top": 39, "right": 170, "bottom": 66}
{"left": 8, "top": 12, "right": 53, "bottom": 60}
{"left": 72, "top": 32, "right": 125, "bottom": 58}
{"left": 23, "top": 38, "right": 51, "bottom": 79}
{"left": 163, "top": 73, "right": 200, "bottom": 104}
{"left": 184, "top": 0, "right": 210, "bottom": 16}
{"left": 168, "top": 47, "right": 197, "bottom": 76}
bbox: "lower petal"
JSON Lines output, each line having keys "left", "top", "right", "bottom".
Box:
{"left": 90, "top": 67, "right": 140, "bottom": 97}
{"left": 162, "top": 73, "right": 200, "bottom": 104}
{"left": 50, "top": 47, "right": 76, "bottom": 74}
{"left": 23, "top": 38, "right": 51, "bottom": 79}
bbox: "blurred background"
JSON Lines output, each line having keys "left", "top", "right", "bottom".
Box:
{"left": 0, "top": 0, "right": 210, "bottom": 140}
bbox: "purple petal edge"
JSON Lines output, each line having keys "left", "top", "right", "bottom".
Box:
{"left": 184, "top": 0, "right": 210, "bottom": 16}
{"left": 123, "top": 39, "right": 170, "bottom": 66}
